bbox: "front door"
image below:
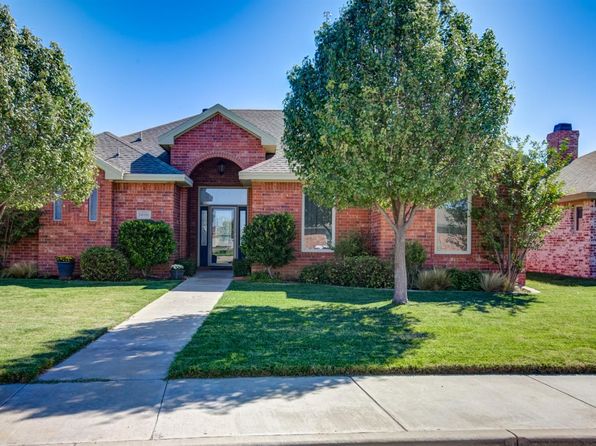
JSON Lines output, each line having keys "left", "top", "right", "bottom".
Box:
{"left": 209, "top": 207, "right": 235, "bottom": 266}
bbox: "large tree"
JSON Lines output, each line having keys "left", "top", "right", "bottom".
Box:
{"left": 472, "top": 137, "right": 565, "bottom": 286}
{"left": 0, "top": 5, "right": 96, "bottom": 224}
{"left": 283, "top": 0, "right": 513, "bottom": 303}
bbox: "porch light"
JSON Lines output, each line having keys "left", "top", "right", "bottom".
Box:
{"left": 217, "top": 159, "right": 226, "bottom": 175}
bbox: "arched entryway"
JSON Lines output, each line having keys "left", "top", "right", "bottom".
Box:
{"left": 187, "top": 157, "right": 248, "bottom": 268}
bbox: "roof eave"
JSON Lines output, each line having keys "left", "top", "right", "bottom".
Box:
{"left": 117, "top": 173, "right": 193, "bottom": 187}
{"left": 157, "top": 104, "right": 277, "bottom": 153}
{"left": 238, "top": 171, "right": 298, "bottom": 184}
{"left": 96, "top": 157, "right": 124, "bottom": 180}
{"left": 559, "top": 191, "right": 596, "bottom": 203}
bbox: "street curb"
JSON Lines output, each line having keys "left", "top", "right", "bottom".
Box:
{"left": 12, "top": 429, "right": 596, "bottom": 446}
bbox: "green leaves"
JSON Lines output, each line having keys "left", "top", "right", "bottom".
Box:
{"left": 0, "top": 5, "right": 96, "bottom": 212}
{"left": 117, "top": 220, "right": 176, "bottom": 277}
{"left": 472, "top": 138, "right": 565, "bottom": 283}
{"left": 240, "top": 213, "right": 296, "bottom": 275}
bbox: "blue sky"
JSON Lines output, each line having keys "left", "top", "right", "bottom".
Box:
{"left": 5, "top": 0, "right": 596, "bottom": 155}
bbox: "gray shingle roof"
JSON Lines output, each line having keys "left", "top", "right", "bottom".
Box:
{"left": 559, "top": 151, "right": 596, "bottom": 197}
{"left": 95, "top": 107, "right": 292, "bottom": 179}
{"left": 95, "top": 132, "right": 185, "bottom": 175}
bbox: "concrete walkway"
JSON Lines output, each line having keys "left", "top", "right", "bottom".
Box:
{"left": 0, "top": 375, "right": 594, "bottom": 445}
{"left": 39, "top": 270, "right": 232, "bottom": 381}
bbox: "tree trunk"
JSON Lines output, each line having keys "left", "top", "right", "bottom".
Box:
{"left": 392, "top": 226, "right": 408, "bottom": 304}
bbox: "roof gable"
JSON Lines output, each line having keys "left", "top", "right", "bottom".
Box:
{"left": 157, "top": 104, "right": 278, "bottom": 152}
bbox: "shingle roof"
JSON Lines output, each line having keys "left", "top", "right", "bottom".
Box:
{"left": 559, "top": 151, "right": 596, "bottom": 198}
{"left": 95, "top": 107, "right": 293, "bottom": 180}
{"left": 94, "top": 132, "right": 185, "bottom": 175}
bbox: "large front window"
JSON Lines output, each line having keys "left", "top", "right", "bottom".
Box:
{"left": 435, "top": 197, "right": 471, "bottom": 254}
{"left": 302, "top": 193, "right": 334, "bottom": 252}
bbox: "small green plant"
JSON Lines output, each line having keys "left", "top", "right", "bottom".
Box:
{"left": 240, "top": 213, "right": 295, "bottom": 278}
{"left": 417, "top": 269, "right": 451, "bottom": 291}
{"left": 118, "top": 220, "right": 176, "bottom": 277}
{"left": 55, "top": 255, "right": 74, "bottom": 263}
{"left": 333, "top": 231, "right": 370, "bottom": 258}
{"left": 175, "top": 258, "right": 197, "bottom": 276}
{"left": 480, "top": 272, "right": 512, "bottom": 292}
{"left": 232, "top": 258, "right": 251, "bottom": 277}
{"left": 249, "top": 271, "right": 281, "bottom": 283}
{"left": 80, "top": 247, "right": 129, "bottom": 281}
{"left": 170, "top": 264, "right": 184, "bottom": 270}
{"left": 299, "top": 262, "right": 331, "bottom": 284}
{"left": 2, "top": 261, "right": 37, "bottom": 278}
{"left": 405, "top": 240, "right": 427, "bottom": 285}
{"left": 448, "top": 269, "right": 482, "bottom": 291}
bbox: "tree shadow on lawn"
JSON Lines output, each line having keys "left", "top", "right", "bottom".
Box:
{"left": 526, "top": 272, "right": 596, "bottom": 287}
{"left": 409, "top": 291, "right": 539, "bottom": 316}
{"left": 237, "top": 282, "right": 538, "bottom": 316}
{"left": 171, "top": 303, "right": 429, "bottom": 378}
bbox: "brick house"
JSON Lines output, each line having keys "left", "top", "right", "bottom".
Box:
{"left": 526, "top": 124, "right": 596, "bottom": 279}
{"left": 8, "top": 104, "right": 502, "bottom": 278}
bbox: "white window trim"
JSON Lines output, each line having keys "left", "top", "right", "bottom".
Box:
{"left": 301, "top": 193, "right": 335, "bottom": 253}
{"left": 434, "top": 195, "right": 472, "bottom": 255}
{"left": 88, "top": 188, "right": 98, "bottom": 222}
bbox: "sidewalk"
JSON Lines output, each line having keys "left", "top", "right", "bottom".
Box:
{"left": 0, "top": 374, "right": 594, "bottom": 445}
{"left": 38, "top": 270, "right": 232, "bottom": 381}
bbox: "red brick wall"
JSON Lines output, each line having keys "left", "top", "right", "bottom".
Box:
{"left": 249, "top": 183, "right": 506, "bottom": 282}
{"left": 170, "top": 113, "right": 266, "bottom": 174}
{"left": 5, "top": 233, "right": 38, "bottom": 265}
{"left": 37, "top": 171, "right": 113, "bottom": 276}
{"left": 526, "top": 199, "right": 596, "bottom": 278}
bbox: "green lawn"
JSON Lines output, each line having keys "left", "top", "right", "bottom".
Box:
{"left": 0, "top": 278, "right": 179, "bottom": 383}
{"left": 170, "top": 273, "right": 596, "bottom": 378}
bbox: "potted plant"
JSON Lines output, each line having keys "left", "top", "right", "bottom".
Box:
{"left": 55, "top": 255, "right": 75, "bottom": 280}
{"left": 170, "top": 264, "right": 184, "bottom": 280}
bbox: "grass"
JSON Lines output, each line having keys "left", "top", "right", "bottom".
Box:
{"left": 0, "top": 278, "right": 179, "bottom": 383}
{"left": 169, "top": 273, "right": 596, "bottom": 378}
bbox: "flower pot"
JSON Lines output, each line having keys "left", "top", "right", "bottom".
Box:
{"left": 170, "top": 269, "right": 184, "bottom": 280}
{"left": 57, "top": 261, "right": 75, "bottom": 280}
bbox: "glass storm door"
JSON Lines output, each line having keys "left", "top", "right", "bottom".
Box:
{"left": 209, "top": 207, "right": 235, "bottom": 266}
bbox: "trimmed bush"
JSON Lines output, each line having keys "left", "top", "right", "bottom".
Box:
{"left": 175, "top": 258, "right": 197, "bottom": 276}
{"left": 2, "top": 261, "right": 37, "bottom": 278}
{"left": 448, "top": 269, "right": 482, "bottom": 291}
{"left": 333, "top": 231, "right": 370, "bottom": 258}
{"left": 300, "top": 256, "right": 393, "bottom": 289}
{"left": 417, "top": 269, "right": 451, "bottom": 290}
{"left": 240, "top": 213, "right": 295, "bottom": 277}
{"left": 232, "top": 258, "right": 251, "bottom": 277}
{"left": 118, "top": 220, "right": 176, "bottom": 277}
{"left": 405, "top": 240, "right": 427, "bottom": 285}
{"left": 80, "top": 247, "right": 129, "bottom": 281}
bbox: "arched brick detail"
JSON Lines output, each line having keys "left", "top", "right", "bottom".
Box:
{"left": 170, "top": 114, "right": 267, "bottom": 175}
{"left": 189, "top": 151, "right": 251, "bottom": 172}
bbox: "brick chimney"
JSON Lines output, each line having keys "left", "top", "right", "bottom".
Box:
{"left": 547, "top": 123, "right": 579, "bottom": 164}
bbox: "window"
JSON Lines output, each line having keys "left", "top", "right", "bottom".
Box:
{"left": 576, "top": 206, "right": 583, "bottom": 231}
{"left": 435, "top": 197, "right": 471, "bottom": 254}
{"left": 88, "top": 188, "right": 98, "bottom": 221}
{"left": 53, "top": 194, "right": 63, "bottom": 221}
{"left": 200, "top": 188, "right": 247, "bottom": 205}
{"left": 302, "top": 193, "right": 334, "bottom": 252}
{"left": 200, "top": 209, "right": 208, "bottom": 246}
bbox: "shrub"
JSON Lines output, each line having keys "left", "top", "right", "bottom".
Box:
{"left": 479, "top": 272, "right": 513, "bottom": 292}
{"left": 232, "top": 258, "right": 251, "bottom": 277}
{"left": 118, "top": 220, "right": 176, "bottom": 277}
{"left": 175, "top": 258, "right": 197, "bottom": 276}
{"left": 240, "top": 213, "right": 295, "bottom": 277}
{"left": 2, "top": 261, "right": 37, "bottom": 278}
{"left": 448, "top": 269, "right": 482, "bottom": 291}
{"left": 300, "top": 256, "right": 393, "bottom": 288}
{"left": 249, "top": 271, "right": 281, "bottom": 283}
{"left": 333, "top": 231, "right": 370, "bottom": 258}
{"left": 405, "top": 240, "right": 427, "bottom": 285}
{"left": 80, "top": 247, "right": 129, "bottom": 281}
{"left": 417, "top": 269, "right": 451, "bottom": 290}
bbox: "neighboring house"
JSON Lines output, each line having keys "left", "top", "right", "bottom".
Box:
{"left": 527, "top": 124, "right": 596, "bottom": 279}
{"left": 8, "top": 104, "right": 509, "bottom": 278}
